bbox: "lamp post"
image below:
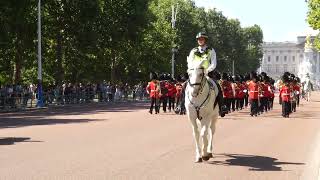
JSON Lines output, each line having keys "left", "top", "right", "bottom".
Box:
{"left": 171, "top": 4, "right": 178, "bottom": 79}
{"left": 36, "top": 0, "right": 44, "bottom": 107}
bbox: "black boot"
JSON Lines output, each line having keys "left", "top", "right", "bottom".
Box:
{"left": 215, "top": 81, "right": 228, "bottom": 117}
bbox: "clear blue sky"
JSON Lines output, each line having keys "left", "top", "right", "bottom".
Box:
{"left": 194, "top": 0, "right": 318, "bottom": 42}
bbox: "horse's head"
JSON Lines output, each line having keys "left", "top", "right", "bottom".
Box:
{"left": 187, "top": 61, "right": 207, "bottom": 97}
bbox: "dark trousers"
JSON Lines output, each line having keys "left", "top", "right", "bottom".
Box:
{"left": 250, "top": 99, "right": 259, "bottom": 116}
{"left": 296, "top": 95, "right": 300, "bottom": 106}
{"left": 282, "top": 101, "right": 290, "bottom": 117}
{"left": 291, "top": 101, "right": 297, "bottom": 112}
{"left": 236, "top": 98, "right": 244, "bottom": 110}
{"left": 168, "top": 97, "right": 175, "bottom": 111}
{"left": 260, "top": 97, "right": 268, "bottom": 113}
{"left": 161, "top": 96, "right": 168, "bottom": 112}
{"left": 270, "top": 97, "right": 274, "bottom": 109}
{"left": 244, "top": 94, "right": 249, "bottom": 107}
{"left": 150, "top": 97, "right": 159, "bottom": 113}
{"left": 231, "top": 98, "right": 236, "bottom": 111}
{"left": 224, "top": 98, "right": 232, "bottom": 112}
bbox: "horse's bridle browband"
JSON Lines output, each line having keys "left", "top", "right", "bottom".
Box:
{"left": 188, "top": 67, "right": 205, "bottom": 96}
{"left": 187, "top": 67, "right": 211, "bottom": 120}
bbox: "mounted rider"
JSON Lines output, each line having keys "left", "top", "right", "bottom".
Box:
{"left": 187, "top": 32, "right": 228, "bottom": 117}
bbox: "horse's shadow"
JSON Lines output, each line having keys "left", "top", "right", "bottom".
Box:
{"left": 0, "top": 137, "right": 42, "bottom": 145}
{"left": 208, "top": 153, "right": 304, "bottom": 171}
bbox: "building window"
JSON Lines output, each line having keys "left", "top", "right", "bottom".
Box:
{"left": 275, "top": 66, "right": 279, "bottom": 73}
{"left": 284, "top": 56, "right": 287, "bottom": 62}
{"left": 293, "top": 68, "right": 296, "bottom": 73}
{"left": 268, "top": 56, "right": 271, "bottom": 62}
{"left": 284, "top": 65, "right": 287, "bottom": 72}
{"left": 297, "top": 50, "right": 300, "bottom": 53}
{"left": 272, "top": 50, "right": 275, "bottom": 54}
{"left": 279, "top": 50, "right": 283, "bottom": 54}
{"left": 300, "top": 54, "right": 303, "bottom": 58}
{"left": 292, "top": 56, "right": 295, "bottom": 62}
{"left": 288, "top": 50, "right": 291, "bottom": 53}
{"left": 267, "top": 65, "right": 271, "bottom": 72}
{"left": 276, "top": 56, "right": 279, "bottom": 62}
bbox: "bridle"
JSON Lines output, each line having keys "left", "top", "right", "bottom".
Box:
{"left": 188, "top": 67, "right": 205, "bottom": 97}
{"left": 187, "top": 67, "right": 212, "bottom": 120}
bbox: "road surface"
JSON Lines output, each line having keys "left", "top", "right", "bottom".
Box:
{"left": 1, "top": 92, "right": 320, "bottom": 180}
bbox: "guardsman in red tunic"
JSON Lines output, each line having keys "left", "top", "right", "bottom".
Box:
{"left": 293, "top": 77, "right": 301, "bottom": 107}
{"left": 146, "top": 72, "right": 160, "bottom": 114}
{"left": 221, "top": 73, "right": 233, "bottom": 112}
{"left": 167, "top": 79, "right": 177, "bottom": 112}
{"left": 238, "top": 77, "right": 246, "bottom": 110}
{"left": 260, "top": 74, "right": 271, "bottom": 113}
{"left": 269, "top": 78, "right": 275, "bottom": 110}
{"left": 247, "top": 72, "right": 259, "bottom": 116}
{"left": 279, "top": 74, "right": 291, "bottom": 118}
{"left": 234, "top": 75, "right": 244, "bottom": 110}
{"left": 175, "top": 81, "right": 183, "bottom": 109}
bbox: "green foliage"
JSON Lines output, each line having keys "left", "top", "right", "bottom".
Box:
{"left": 307, "top": 0, "right": 320, "bottom": 50}
{"left": 0, "top": 0, "right": 264, "bottom": 85}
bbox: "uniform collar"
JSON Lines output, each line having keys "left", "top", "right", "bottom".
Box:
{"left": 198, "top": 45, "right": 208, "bottom": 53}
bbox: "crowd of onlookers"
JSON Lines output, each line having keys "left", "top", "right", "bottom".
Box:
{"left": 0, "top": 82, "right": 149, "bottom": 110}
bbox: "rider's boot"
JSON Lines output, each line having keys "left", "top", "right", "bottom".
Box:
{"left": 208, "top": 78, "right": 228, "bottom": 117}
{"left": 217, "top": 87, "right": 228, "bottom": 117}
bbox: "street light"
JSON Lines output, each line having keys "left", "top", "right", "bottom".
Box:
{"left": 36, "top": 0, "right": 44, "bottom": 107}
{"left": 171, "top": 4, "right": 178, "bottom": 79}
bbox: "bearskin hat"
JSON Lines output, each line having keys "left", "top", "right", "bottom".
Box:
{"left": 234, "top": 75, "right": 240, "bottom": 82}
{"left": 222, "top": 73, "right": 229, "bottom": 80}
{"left": 250, "top": 71, "right": 257, "bottom": 80}
{"left": 282, "top": 74, "right": 290, "bottom": 83}
{"left": 149, "top": 72, "right": 158, "bottom": 80}
{"left": 260, "top": 72, "right": 267, "bottom": 78}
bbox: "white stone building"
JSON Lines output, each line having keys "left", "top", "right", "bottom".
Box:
{"left": 260, "top": 36, "right": 320, "bottom": 88}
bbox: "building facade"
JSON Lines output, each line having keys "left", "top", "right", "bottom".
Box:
{"left": 260, "top": 36, "right": 320, "bottom": 88}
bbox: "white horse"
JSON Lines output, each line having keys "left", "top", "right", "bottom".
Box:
{"left": 303, "top": 78, "right": 313, "bottom": 101}
{"left": 185, "top": 61, "right": 219, "bottom": 163}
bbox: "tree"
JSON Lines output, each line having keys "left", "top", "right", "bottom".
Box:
{"left": 307, "top": 0, "right": 320, "bottom": 50}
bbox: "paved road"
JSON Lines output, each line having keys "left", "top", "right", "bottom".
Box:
{"left": 1, "top": 93, "right": 320, "bottom": 180}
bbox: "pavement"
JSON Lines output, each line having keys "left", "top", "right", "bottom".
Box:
{"left": 0, "top": 92, "right": 320, "bottom": 180}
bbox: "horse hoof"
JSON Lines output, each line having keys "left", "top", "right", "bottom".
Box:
{"left": 202, "top": 156, "right": 210, "bottom": 161}
{"left": 194, "top": 158, "right": 202, "bottom": 163}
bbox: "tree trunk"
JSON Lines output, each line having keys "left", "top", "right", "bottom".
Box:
{"left": 14, "top": 32, "right": 23, "bottom": 84}
{"left": 56, "top": 31, "right": 64, "bottom": 85}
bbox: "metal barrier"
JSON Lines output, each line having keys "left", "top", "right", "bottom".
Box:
{"left": 0, "top": 91, "right": 149, "bottom": 112}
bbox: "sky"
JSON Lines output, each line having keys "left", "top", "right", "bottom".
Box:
{"left": 194, "top": 0, "right": 319, "bottom": 42}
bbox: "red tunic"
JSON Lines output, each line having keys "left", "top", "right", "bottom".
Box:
{"left": 222, "top": 80, "right": 233, "bottom": 98}
{"left": 293, "top": 84, "right": 301, "bottom": 95}
{"left": 235, "top": 82, "right": 245, "bottom": 99}
{"left": 261, "top": 83, "right": 271, "bottom": 98}
{"left": 280, "top": 84, "right": 291, "bottom": 102}
{"left": 175, "top": 83, "right": 183, "bottom": 97}
{"left": 166, "top": 82, "right": 176, "bottom": 98}
{"left": 248, "top": 81, "right": 259, "bottom": 100}
{"left": 146, "top": 81, "right": 159, "bottom": 98}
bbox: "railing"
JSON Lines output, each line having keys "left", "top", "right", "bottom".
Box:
{"left": 0, "top": 91, "right": 149, "bottom": 112}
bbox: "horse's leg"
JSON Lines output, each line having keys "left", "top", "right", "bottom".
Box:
{"left": 200, "top": 120, "right": 210, "bottom": 161}
{"left": 206, "top": 118, "right": 216, "bottom": 159}
{"left": 189, "top": 118, "right": 202, "bottom": 163}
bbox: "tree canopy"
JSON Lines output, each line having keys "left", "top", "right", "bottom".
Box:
{"left": 0, "top": 0, "right": 264, "bottom": 86}
{"left": 307, "top": 0, "right": 320, "bottom": 50}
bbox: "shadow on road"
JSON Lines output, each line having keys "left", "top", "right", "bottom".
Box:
{"left": 0, "top": 137, "right": 42, "bottom": 145}
{"left": 0, "top": 118, "right": 103, "bottom": 129}
{"left": 209, "top": 153, "right": 305, "bottom": 171}
{"left": 0, "top": 102, "right": 148, "bottom": 117}
{"left": 0, "top": 102, "right": 149, "bottom": 129}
